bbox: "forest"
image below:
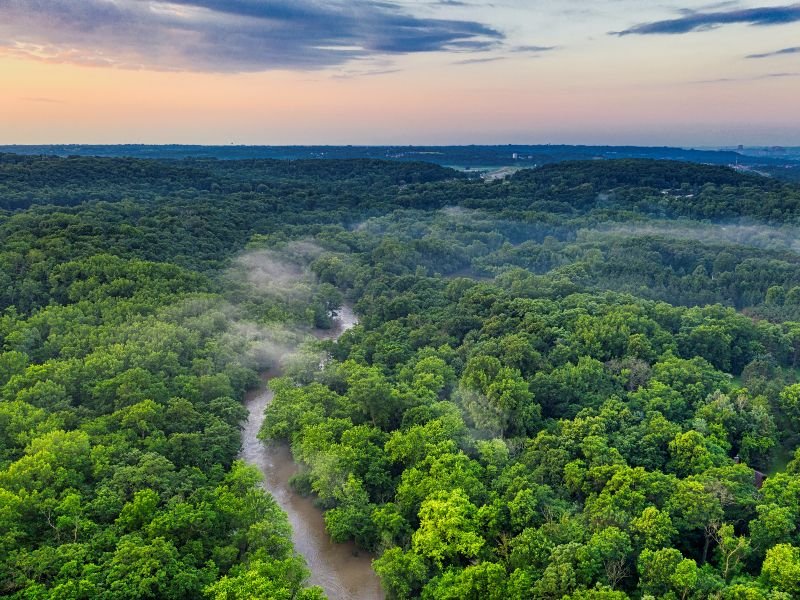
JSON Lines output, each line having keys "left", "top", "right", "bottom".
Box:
{"left": 3, "top": 154, "right": 800, "bottom": 598}
{"left": 3, "top": 145, "right": 797, "bottom": 176}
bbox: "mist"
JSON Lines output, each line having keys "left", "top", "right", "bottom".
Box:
{"left": 581, "top": 220, "right": 800, "bottom": 255}
{"left": 156, "top": 241, "right": 343, "bottom": 385}
{"left": 233, "top": 240, "right": 325, "bottom": 299}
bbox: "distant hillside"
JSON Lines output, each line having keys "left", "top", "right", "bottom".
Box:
{"left": 2, "top": 143, "right": 798, "bottom": 173}
{"left": 0, "top": 155, "right": 460, "bottom": 210}
{"left": 512, "top": 159, "right": 764, "bottom": 189}
{"left": 476, "top": 159, "right": 800, "bottom": 222}
{"left": 2, "top": 153, "right": 799, "bottom": 223}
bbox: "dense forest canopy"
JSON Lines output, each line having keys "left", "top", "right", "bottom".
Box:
{"left": 3, "top": 155, "right": 800, "bottom": 598}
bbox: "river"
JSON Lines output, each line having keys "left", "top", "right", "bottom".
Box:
{"left": 240, "top": 305, "right": 385, "bottom": 600}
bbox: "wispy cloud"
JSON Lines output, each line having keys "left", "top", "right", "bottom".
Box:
{"left": 450, "top": 43, "right": 555, "bottom": 65}
{"left": 332, "top": 68, "right": 403, "bottom": 79}
{"left": 614, "top": 3, "right": 800, "bottom": 36}
{"left": 692, "top": 71, "right": 800, "bottom": 83}
{"left": 0, "top": 0, "right": 503, "bottom": 73}
{"left": 747, "top": 46, "right": 800, "bottom": 58}
{"left": 452, "top": 56, "right": 506, "bottom": 65}
{"left": 512, "top": 45, "right": 557, "bottom": 53}
{"left": 21, "top": 97, "right": 67, "bottom": 104}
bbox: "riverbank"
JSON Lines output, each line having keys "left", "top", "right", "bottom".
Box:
{"left": 240, "top": 306, "right": 385, "bottom": 600}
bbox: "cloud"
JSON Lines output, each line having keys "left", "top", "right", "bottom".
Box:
{"left": 614, "top": 3, "right": 800, "bottom": 35}
{"left": 332, "top": 68, "right": 403, "bottom": 79}
{"left": 747, "top": 46, "right": 800, "bottom": 58}
{"left": 452, "top": 43, "right": 555, "bottom": 65}
{"left": 512, "top": 45, "right": 557, "bottom": 53}
{"left": 692, "top": 71, "right": 800, "bottom": 83}
{"left": 0, "top": 0, "right": 503, "bottom": 72}
{"left": 21, "top": 97, "right": 67, "bottom": 104}
{"left": 452, "top": 56, "right": 506, "bottom": 65}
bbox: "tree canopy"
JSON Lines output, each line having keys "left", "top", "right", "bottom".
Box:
{"left": 3, "top": 154, "right": 800, "bottom": 598}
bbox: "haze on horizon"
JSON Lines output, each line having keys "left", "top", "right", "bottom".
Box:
{"left": 1, "top": 0, "right": 798, "bottom": 146}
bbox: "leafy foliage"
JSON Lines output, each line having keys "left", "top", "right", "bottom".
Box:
{"left": 4, "top": 154, "right": 800, "bottom": 598}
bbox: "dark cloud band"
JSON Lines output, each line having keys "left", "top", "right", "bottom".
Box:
{"left": 0, "top": 0, "right": 503, "bottom": 72}
{"left": 615, "top": 3, "right": 800, "bottom": 36}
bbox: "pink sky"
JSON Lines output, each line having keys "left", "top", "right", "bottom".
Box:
{"left": 1, "top": 1, "right": 798, "bottom": 145}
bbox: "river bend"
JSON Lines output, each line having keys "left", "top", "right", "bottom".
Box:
{"left": 240, "top": 306, "right": 385, "bottom": 600}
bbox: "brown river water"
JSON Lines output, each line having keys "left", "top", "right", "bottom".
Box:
{"left": 240, "top": 306, "right": 385, "bottom": 600}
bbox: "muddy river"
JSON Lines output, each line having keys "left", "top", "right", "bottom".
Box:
{"left": 240, "top": 306, "right": 385, "bottom": 600}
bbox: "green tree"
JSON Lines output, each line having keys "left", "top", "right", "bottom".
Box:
{"left": 761, "top": 543, "right": 800, "bottom": 595}
{"left": 412, "top": 488, "right": 484, "bottom": 568}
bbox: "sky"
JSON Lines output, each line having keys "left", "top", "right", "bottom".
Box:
{"left": 0, "top": 0, "right": 798, "bottom": 146}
